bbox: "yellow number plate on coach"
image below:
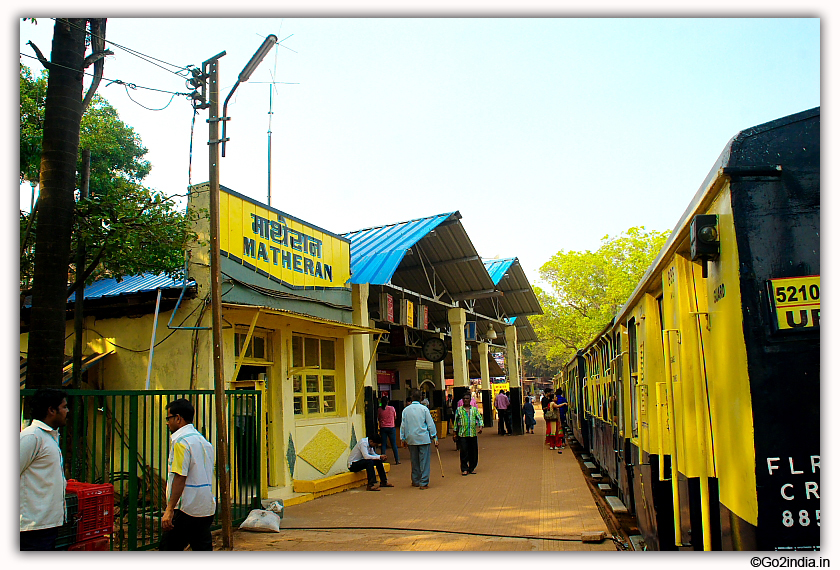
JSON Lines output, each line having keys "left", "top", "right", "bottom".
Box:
{"left": 769, "top": 276, "right": 820, "bottom": 330}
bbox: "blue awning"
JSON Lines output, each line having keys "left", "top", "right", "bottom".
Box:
{"left": 483, "top": 258, "right": 517, "bottom": 286}
{"left": 66, "top": 273, "right": 195, "bottom": 302}
{"left": 343, "top": 212, "right": 459, "bottom": 285}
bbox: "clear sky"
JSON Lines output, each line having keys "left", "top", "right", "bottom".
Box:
{"left": 17, "top": 16, "right": 820, "bottom": 287}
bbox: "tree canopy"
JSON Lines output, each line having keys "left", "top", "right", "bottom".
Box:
{"left": 20, "top": 64, "right": 196, "bottom": 292}
{"left": 20, "top": 65, "right": 46, "bottom": 185}
{"left": 528, "top": 226, "right": 669, "bottom": 374}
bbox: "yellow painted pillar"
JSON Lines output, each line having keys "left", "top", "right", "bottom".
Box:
{"left": 352, "top": 284, "right": 374, "bottom": 390}
{"left": 351, "top": 284, "right": 374, "bottom": 442}
{"left": 478, "top": 340, "right": 494, "bottom": 428}
{"left": 478, "top": 341, "right": 491, "bottom": 391}
{"left": 505, "top": 325, "right": 520, "bottom": 388}
{"left": 505, "top": 325, "right": 523, "bottom": 434}
{"left": 432, "top": 332, "right": 446, "bottom": 390}
{"left": 448, "top": 307, "right": 469, "bottom": 388}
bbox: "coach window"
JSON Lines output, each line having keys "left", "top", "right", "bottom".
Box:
{"left": 582, "top": 360, "right": 590, "bottom": 414}
{"left": 613, "top": 332, "right": 624, "bottom": 429}
{"left": 657, "top": 295, "right": 665, "bottom": 331}
{"left": 628, "top": 317, "right": 639, "bottom": 438}
{"left": 291, "top": 334, "right": 340, "bottom": 418}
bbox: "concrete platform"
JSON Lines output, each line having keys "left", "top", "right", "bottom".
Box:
{"left": 230, "top": 411, "right": 618, "bottom": 551}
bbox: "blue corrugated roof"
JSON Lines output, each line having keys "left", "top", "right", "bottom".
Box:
{"left": 483, "top": 258, "right": 516, "bottom": 286}
{"left": 342, "top": 213, "right": 458, "bottom": 285}
{"left": 66, "top": 273, "right": 194, "bottom": 302}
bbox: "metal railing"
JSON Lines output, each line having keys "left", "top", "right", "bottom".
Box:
{"left": 20, "top": 389, "right": 261, "bottom": 550}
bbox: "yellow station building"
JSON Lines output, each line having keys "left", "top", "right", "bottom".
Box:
{"left": 20, "top": 183, "right": 541, "bottom": 501}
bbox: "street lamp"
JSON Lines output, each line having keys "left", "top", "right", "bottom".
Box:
{"left": 222, "top": 34, "right": 277, "bottom": 157}
{"left": 205, "top": 33, "right": 277, "bottom": 550}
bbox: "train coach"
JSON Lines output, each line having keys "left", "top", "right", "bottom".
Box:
{"left": 559, "top": 107, "right": 819, "bottom": 551}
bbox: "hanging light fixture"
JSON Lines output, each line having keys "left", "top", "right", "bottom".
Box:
{"left": 486, "top": 323, "right": 497, "bottom": 340}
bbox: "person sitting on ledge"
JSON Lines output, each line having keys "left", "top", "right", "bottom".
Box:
{"left": 347, "top": 433, "right": 393, "bottom": 491}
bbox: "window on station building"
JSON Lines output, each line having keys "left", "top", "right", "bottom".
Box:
{"left": 292, "top": 334, "right": 339, "bottom": 418}
{"left": 234, "top": 329, "right": 272, "bottom": 362}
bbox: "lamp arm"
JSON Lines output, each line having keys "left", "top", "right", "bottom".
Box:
{"left": 220, "top": 79, "right": 241, "bottom": 157}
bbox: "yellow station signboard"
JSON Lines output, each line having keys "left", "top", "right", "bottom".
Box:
{"left": 220, "top": 188, "right": 351, "bottom": 289}
{"left": 768, "top": 275, "right": 820, "bottom": 331}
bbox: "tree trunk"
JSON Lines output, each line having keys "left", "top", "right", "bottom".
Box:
{"left": 27, "top": 19, "right": 87, "bottom": 389}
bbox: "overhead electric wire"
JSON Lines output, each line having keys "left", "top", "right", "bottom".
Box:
{"left": 48, "top": 17, "right": 193, "bottom": 78}
{"left": 188, "top": 107, "right": 198, "bottom": 187}
{"left": 20, "top": 52, "right": 190, "bottom": 100}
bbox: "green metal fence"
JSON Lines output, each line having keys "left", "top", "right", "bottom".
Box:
{"left": 20, "top": 389, "right": 261, "bottom": 551}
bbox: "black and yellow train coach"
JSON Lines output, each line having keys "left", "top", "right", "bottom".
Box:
{"left": 558, "top": 107, "right": 820, "bottom": 551}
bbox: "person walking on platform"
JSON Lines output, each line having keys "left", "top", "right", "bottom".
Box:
{"left": 555, "top": 391, "right": 569, "bottom": 448}
{"left": 160, "top": 398, "right": 217, "bottom": 551}
{"left": 348, "top": 433, "right": 393, "bottom": 491}
{"left": 541, "top": 390, "right": 554, "bottom": 443}
{"left": 545, "top": 396, "right": 564, "bottom": 452}
{"left": 20, "top": 388, "right": 69, "bottom": 551}
{"left": 454, "top": 391, "right": 484, "bottom": 475}
{"left": 454, "top": 391, "right": 476, "bottom": 451}
{"left": 523, "top": 396, "right": 536, "bottom": 434}
{"left": 377, "top": 396, "right": 400, "bottom": 464}
{"left": 444, "top": 393, "right": 455, "bottom": 444}
{"left": 494, "top": 389, "right": 511, "bottom": 435}
{"left": 400, "top": 389, "right": 439, "bottom": 489}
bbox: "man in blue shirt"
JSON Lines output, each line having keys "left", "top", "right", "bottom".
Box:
{"left": 399, "top": 389, "right": 438, "bottom": 489}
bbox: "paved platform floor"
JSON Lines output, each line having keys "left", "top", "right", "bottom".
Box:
{"left": 228, "top": 413, "right": 619, "bottom": 552}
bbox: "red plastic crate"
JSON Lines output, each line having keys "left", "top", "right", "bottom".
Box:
{"left": 65, "top": 480, "right": 114, "bottom": 541}
{"left": 67, "top": 536, "right": 110, "bottom": 551}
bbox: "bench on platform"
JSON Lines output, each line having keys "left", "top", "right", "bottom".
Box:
{"left": 292, "top": 463, "right": 391, "bottom": 499}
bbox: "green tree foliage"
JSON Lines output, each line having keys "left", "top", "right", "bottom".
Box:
{"left": 529, "top": 226, "right": 669, "bottom": 372}
{"left": 19, "top": 65, "right": 46, "bottom": 185}
{"left": 20, "top": 64, "right": 196, "bottom": 291}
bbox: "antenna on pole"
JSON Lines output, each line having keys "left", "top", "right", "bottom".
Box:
{"left": 267, "top": 83, "right": 273, "bottom": 206}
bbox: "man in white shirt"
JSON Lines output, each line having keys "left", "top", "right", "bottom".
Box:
{"left": 20, "top": 388, "right": 69, "bottom": 551}
{"left": 159, "top": 398, "right": 217, "bottom": 551}
{"left": 347, "top": 433, "right": 393, "bottom": 491}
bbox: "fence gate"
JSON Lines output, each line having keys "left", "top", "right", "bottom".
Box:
{"left": 20, "top": 389, "right": 261, "bottom": 550}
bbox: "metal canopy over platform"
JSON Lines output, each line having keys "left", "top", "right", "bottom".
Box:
{"left": 343, "top": 213, "right": 542, "bottom": 348}
{"left": 479, "top": 257, "right": 542, "bottom": 320}
{"left": 511, "top": 315, "right": 538, "bottom": 344}
{"left": 344, "top": 211, "right": 496, "bottom": 304}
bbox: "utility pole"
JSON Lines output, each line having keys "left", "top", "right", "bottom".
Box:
{"left": 202, "top": 50, "right": 234, "bottom": 550}
{"left": 195, "top": 35, "right": 277, "bottom": 550}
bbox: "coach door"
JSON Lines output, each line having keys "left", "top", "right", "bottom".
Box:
{"left": 661, "top": 254, "right": 717, "bottom": 550}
